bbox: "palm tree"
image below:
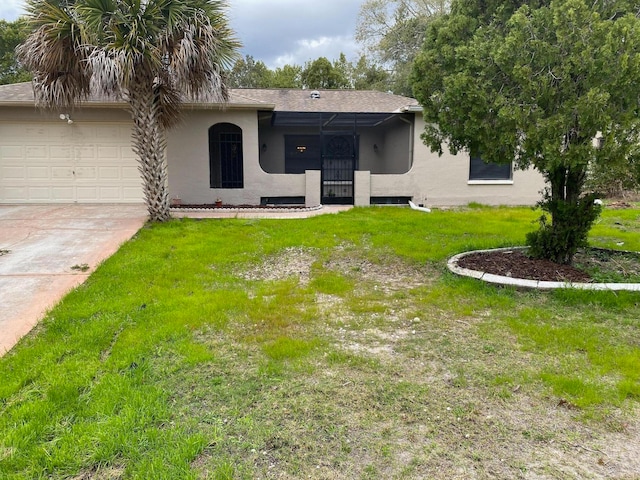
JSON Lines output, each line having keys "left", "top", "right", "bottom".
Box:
{"left": 17, "top": 0, "right": 240, "bottom": 221}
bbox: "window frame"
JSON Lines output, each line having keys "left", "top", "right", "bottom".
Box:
{"left": 468, "top": 152, "right": 513, "bottom": 184}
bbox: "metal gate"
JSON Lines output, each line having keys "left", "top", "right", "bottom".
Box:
{"left": 321, "top": 134, "right": 355, "bottom": 204}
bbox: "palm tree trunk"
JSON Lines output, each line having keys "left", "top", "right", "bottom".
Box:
{"left": 128, "top": 84, "right": 170, "bottom": 222}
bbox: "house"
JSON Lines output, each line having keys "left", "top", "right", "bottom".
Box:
{"left": 0, "top": 82, "right": 544, "bottom": 207}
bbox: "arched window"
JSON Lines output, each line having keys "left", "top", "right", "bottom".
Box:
{"left": 209, "top": 123, "right": 243, "bottom": 188}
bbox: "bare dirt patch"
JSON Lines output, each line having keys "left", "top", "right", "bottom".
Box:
{"left": 226, "top": 246, "right": 640, "bottom": 479}
{"left": 237, "top": 246, "right": 318, "bottom": 285}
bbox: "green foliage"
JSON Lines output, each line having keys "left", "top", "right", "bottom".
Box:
{"left": 226, "top": 52, "right": 390, "bottom": 91}
{"left": 412, "top": 0, "right": 640, "bottom": 263}
{"left": 301, "top": 56, "right": 350, "bottom": 89}
{"left": 586, "top": 153, "right": 640, "bottom": 198}
{"left": 227, "top": 54, "right": 273, "bottom": 88}
{"left": 352, "top": 55, "right": 390, "bottom": 91}
{"left": 356, "top": 0, "right": 449, "bottom": 95}
{"left": 1, "top": 207, "right": 639, "bottom": 477}
{"left": 271, "top": 64, "right": 302, "bottom": 88}
{"left": 0, "top": 18, "right": 31, "bottom": 85}
{"left": 527, "top": 193, "right": 602, "bottom": 264}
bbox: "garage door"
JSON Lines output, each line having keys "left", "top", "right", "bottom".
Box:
{"left": 0, "top": 122, "right": 143, "bottom": 203}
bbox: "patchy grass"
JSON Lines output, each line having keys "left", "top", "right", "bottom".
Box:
{"left": 1, "top": 205, "right": 639, "bottom": 479}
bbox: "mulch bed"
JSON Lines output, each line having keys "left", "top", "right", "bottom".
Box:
{"left": 172, "top": 204, "right": 309, "bottom": 209}
{"left": 457, "top": 249, "right": 592, "bottom": 282}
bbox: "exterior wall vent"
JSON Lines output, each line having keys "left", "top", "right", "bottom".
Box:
{"left": 310, "top": 90, "right": 320, "bottom": 99}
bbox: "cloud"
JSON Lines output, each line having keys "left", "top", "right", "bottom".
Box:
{"left": 1, "top": 0, "right": 363, "bottom": 69}
{"left": 228, "top": 0, "right": 362, "bottom": 68}
{"left": 0, "top": 0, "right": 25, "bottom": 21}
{"left": 267, "top": 35, "right": 360, "bottom": 68}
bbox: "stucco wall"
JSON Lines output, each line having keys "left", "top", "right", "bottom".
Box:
{"left": 2, "top": 106, "right": 131, "bottom": 123}
{"left": 2, "top": 100, "right": 545, "bottom": 206}
{"left": 167, "top": 109, "right": 306, "bottom": 205}
{"left": 369, "top": 113, "right": 545, "bottom": 206}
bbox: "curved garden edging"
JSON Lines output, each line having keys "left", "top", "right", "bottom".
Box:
{"left": 448, "top": 247, "right": 640, "bottom": 291}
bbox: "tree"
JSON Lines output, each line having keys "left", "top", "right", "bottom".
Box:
{"left": 412, "top": 0, "right": 640, "bottom": 264}
{"left": 301, "top": 56, "right": 350, "bottom": 89}
{"left": 17, "top": 0, "right": 240, "bottom": 222}
{"left": 228, "top": 54, "right": 273, "bottom": 88}
{"left": 0, "top": 18, "right": 31, "bottom": 85}
{"left": 271, "top": 64, "right": 302, "bottom": 88}
{"left": 356, "top": 0, "right": 449, "bottom": 95}
{"left": 352, "top": 55, "right": 390, "bottom": 91}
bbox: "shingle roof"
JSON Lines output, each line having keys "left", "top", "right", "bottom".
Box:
{"left": 0, "top": 83, "right": 419, "bottom": 113}
{"left": 233, "top": 89, "right": 419, "bottom": 113}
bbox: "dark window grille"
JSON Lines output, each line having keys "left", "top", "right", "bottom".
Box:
{"left": 209, "top": 123, "right": 244, "bottom": 188}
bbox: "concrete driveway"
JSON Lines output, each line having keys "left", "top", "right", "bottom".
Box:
{"left": 0, "top": 204, "right": 147, "bottom": 355}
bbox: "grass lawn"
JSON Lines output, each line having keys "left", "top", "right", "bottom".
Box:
{"left": 1, "top": 205, "right": 639, "bottom": 479}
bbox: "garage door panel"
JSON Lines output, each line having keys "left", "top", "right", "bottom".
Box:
{"left": 25, "top": 146, "right": 48, "bottom": 158}
{"left": 1, "top": 145, "right": 23, "bottom": 158}
{"left": 123, "top": 186, "right": 142, "bottom": 201}
{"left": 100, "top": 166, "right": 119, "bottom": 177}
{"left": 122, "top": 166, "right": 140, "bottom": 179}
{"left": 97, "top": 187, "right": 121, "bottom": 200}
{"left": 1, "top": 121, "right": 143, "bottom": 203}
{"left": 2, "top": 186, "right": 27, "bottom": 201}
{"left": 27, "top": 166, "right": 49, "bottom": 179}
{"left": 74, "top": 146, "right": 96, "bottom": 160}
{"left": 51, "top": 167, "right": 74, "bottom": 179}
{"left": 76, "top": 186, "right": 98, "bottom": 201}
{"left": 3, "top": 166, "right": 26, "bottom": 179}
{"left": 50, "top": 146, "right": 72, "bottom": 159}
{"left": 75, "top": 166, "right": 97, "bottom": 179}
{"left": 97, "top": 146, "right": 120, "bottom": 159}
{"left": 51, "top": 186, "right": 75, "bottom": 201}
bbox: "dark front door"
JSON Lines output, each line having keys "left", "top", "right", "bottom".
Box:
{"left": 322, "top": 134, "right": 356, "bottom": 205}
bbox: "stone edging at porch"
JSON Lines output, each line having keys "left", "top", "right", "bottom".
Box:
{"left": 171, "top": 204, "right": 323, "bottom": 213}
{"left": 447, "top": 247, "right": 640, "bottom": 291}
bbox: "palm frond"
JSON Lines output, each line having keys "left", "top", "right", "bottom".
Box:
{"left": 17, "top": 0, "right": 91, "bottom": 107}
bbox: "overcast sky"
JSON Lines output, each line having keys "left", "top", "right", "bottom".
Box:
{"left": 0, "top": 0, "right": 363, "bottom": 69}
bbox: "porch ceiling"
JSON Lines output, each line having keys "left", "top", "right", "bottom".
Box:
{"left": 269, "top": 111, "right": 408, "bottom": 128}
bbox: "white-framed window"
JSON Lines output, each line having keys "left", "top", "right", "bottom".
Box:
{"left": 468, "top": 153, "right": 512, "bottom": 183}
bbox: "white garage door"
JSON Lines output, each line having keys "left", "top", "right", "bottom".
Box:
{"left": 0, "top": 122, "right": 143, "bottom": 203}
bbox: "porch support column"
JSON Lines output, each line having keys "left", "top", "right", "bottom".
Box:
{"left": 305, "top": 170, "right": 321, "bottom": 207}
{"left": 354, "top": 170, "right": 371, "bottom": 206}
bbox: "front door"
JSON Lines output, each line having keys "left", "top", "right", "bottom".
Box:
{"left": 321, "top": 135, "right": 356, "bottom": 205}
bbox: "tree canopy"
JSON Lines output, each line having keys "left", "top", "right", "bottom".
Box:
{"left": 0, "top": 18, "right": 31, "bottom": 85}
{"left": 226, "top": 53, "right": 389, "bottom": 91}
{"left": 356, "top": 0, "right": 449, "bottom": 95}
{"left": 412, "top": 0, "right": 640, "bottom": 263}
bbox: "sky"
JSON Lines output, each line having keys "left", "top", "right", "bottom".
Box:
{"left": 0, "top": 0, "right": 364, "bottom": 69}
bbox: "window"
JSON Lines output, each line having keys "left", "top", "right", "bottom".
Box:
{"left": 469, "top": 153, "right": 512, "bottom": 182}
{"left": 209, "top": 123, "right": 243, "bottom": 188}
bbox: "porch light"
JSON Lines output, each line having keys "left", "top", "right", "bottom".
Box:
{"left": 297, "top": 145, "right": 307, "bottom": 153}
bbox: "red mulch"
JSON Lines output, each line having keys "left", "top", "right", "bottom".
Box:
{"left": 457, "top": 249, "right": 592, "bottom": 282}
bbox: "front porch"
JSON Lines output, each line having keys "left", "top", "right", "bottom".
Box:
{"left": 257, "top": 111, "right": 414, "bottom": 206}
